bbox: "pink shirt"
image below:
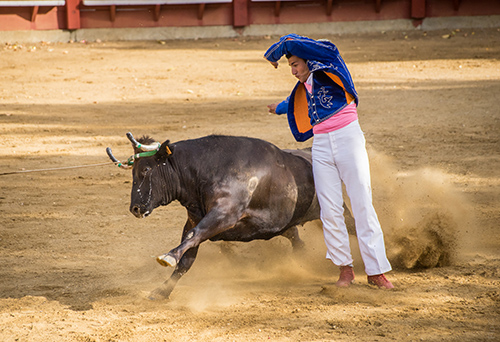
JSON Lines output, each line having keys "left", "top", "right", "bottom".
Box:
{"left": 304, "top": 75, "right": 358, "bottom": 135}
{"left": 313, "top": 103, "right": 358, "bottom": 134}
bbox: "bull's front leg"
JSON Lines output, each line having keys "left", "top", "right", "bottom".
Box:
{"left": 149, "top": 245, "right": 199, "bottom": 300}
{"left": 150, "top": 217, "right": 199, "bottom": 300}
{"left": 156, "top": 226, "right": 201, "bottom": 268}
{"left": 157, "top": 205, "right": 241, "bottom": 268}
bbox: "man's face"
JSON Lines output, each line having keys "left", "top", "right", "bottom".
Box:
{"left": 288, "top": 56, "right": 310, "bottom": 83}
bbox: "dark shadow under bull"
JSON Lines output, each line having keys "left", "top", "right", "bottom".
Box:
{"left": 107, "top": 133, "right": 354, "bottom": 299}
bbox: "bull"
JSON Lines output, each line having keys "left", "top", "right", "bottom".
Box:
{"left": 107, "top": 133, "right": 353, "bottom": 299}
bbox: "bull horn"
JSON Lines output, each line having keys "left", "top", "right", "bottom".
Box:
{"left": 126, "top": 132, "right": 160, "bottom": 152}
{"left": 106, "top": 147, "right": 132, "bottom": 169}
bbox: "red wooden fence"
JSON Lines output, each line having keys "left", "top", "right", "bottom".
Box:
{"left": 0, "top": 0, "right": 498, "bottom": 32}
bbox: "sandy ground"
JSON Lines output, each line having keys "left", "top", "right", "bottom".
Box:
{"left": 0, "top": 28, "right": 499, "bottom": 341}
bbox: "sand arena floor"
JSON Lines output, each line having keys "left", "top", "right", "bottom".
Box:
{"left": 0, "top": 28, "right": 499, "bottom": 341}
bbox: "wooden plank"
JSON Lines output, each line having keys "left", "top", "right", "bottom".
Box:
{"left": 252, "top": 0, "right": 337, "bottom": 17}
{"left": 66, "top": 0, "right": 80, "bottom": 29}
{"left": 153, "top": 3, "right": 160, "bottom": 20}
{"left": 30, "top": 4, "right": 38, "bottom": 20}
{"left": 326, "top": 0, "right": 332, "bottom": 16}
{"left": 0, "top": 0, "right": 65, "bottom": 6}
{"left": 411, "top": 0, "right": 425, "bottom": 19}
{"left": 197, "top": 2, "right": 204, "bottom": 19}
{"left": 166, "top": 0, "right": 231, "bottom": 3}
{"left": 251, "top": 0, "right": 301, "bottom": 2}
{"left": 82, "top": 0, "right": 230, "bottom": 5}
{"left": 233, "top": 0, "right": 247, "bottom": 26}
{"left": 110, "top": 3, "right": 115, "bottom": 21}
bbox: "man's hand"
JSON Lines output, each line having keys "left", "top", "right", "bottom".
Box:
{"left": 267, "top": 103, "right": 279, "bottom": 114}
{"left": 269, "top": 61, "right": 279, "bottom": 69}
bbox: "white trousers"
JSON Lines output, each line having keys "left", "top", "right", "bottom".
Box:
{"left": 312, "top": 120, "right": 392, "bottom": 276}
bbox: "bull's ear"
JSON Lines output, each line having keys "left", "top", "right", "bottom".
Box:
{"left": 157, "top": 140, "right": 173, "bottom": 159}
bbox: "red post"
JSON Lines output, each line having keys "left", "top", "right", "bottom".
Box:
{"left": 411, "top": 0, "right": 425, "bottom": 19}
{"left": 31, "top": 6, "right": 39, "bottom": 22}
{"left": 66, "top": 0, "right": 81, "bottom": 30}
{"left": 233, "top": 0, "right": 248, "bottom": 27}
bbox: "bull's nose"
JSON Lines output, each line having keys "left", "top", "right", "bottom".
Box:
{"left": 131, "top": 205, "right": 142, "bottom": 218}
{"left": 130, "top": 204, "right": 151, "bottom": 218}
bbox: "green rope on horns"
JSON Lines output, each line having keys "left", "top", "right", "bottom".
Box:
{"left": 125, "top": 142, "right": 161, "bottom": 166}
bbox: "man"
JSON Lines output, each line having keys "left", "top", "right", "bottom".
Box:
{"left": 265, "top": 34, "right": 394, "bottom": 289}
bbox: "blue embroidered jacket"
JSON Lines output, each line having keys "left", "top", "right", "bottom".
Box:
{"left": 264, "top": 34, "right": 358, "bottom": 142}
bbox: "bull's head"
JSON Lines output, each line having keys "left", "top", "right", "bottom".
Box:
{"left": 107, "top": 132, "right": 176, "bottom": 218}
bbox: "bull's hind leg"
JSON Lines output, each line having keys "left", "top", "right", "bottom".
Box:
{"left": 149, "top": 245, "right": 199, "bottom": 300}
{"left": 282, "top": 226, "right": 305, "bottom": 251}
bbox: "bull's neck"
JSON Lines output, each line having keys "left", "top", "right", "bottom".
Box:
{"left": 164, "top": 156, "right": 190, "bottom": 208}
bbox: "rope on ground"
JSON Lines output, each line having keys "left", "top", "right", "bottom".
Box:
{"left": 0, "top": 161, "right": 116, "bottom": 176}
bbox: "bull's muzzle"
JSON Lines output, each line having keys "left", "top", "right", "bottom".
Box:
{"left": 130, "top": 204, "right": 150, "bottom": 218}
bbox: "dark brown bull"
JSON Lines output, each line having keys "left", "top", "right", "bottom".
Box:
{"left": 107, "top": 133, "right": 353, "bottom": 299}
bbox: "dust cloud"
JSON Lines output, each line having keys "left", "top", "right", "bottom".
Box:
{"left": 368, "top": 147, "right": 474, "bottom": 269}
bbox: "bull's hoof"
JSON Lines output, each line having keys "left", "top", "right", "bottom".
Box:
{"left": 156, "top": 254, "right": 177, "bottom": 268}
{"left": 148, "top": 287, "right": 171, "bottom": 301}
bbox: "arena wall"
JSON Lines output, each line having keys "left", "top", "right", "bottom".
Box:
{"left": 0, "top": 0, "right": 499, "bottom": 41}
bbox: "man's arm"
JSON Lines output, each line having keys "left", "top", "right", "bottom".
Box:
{"left": 268, "top": 98, "right": 289, "bottom": 115}
{"left": 264, "top": 34, "right": 339, "bottom": 66}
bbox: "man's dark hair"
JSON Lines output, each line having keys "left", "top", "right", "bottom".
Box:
{"left": 286, "top": 53, "right": 307, "bottom": 64}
